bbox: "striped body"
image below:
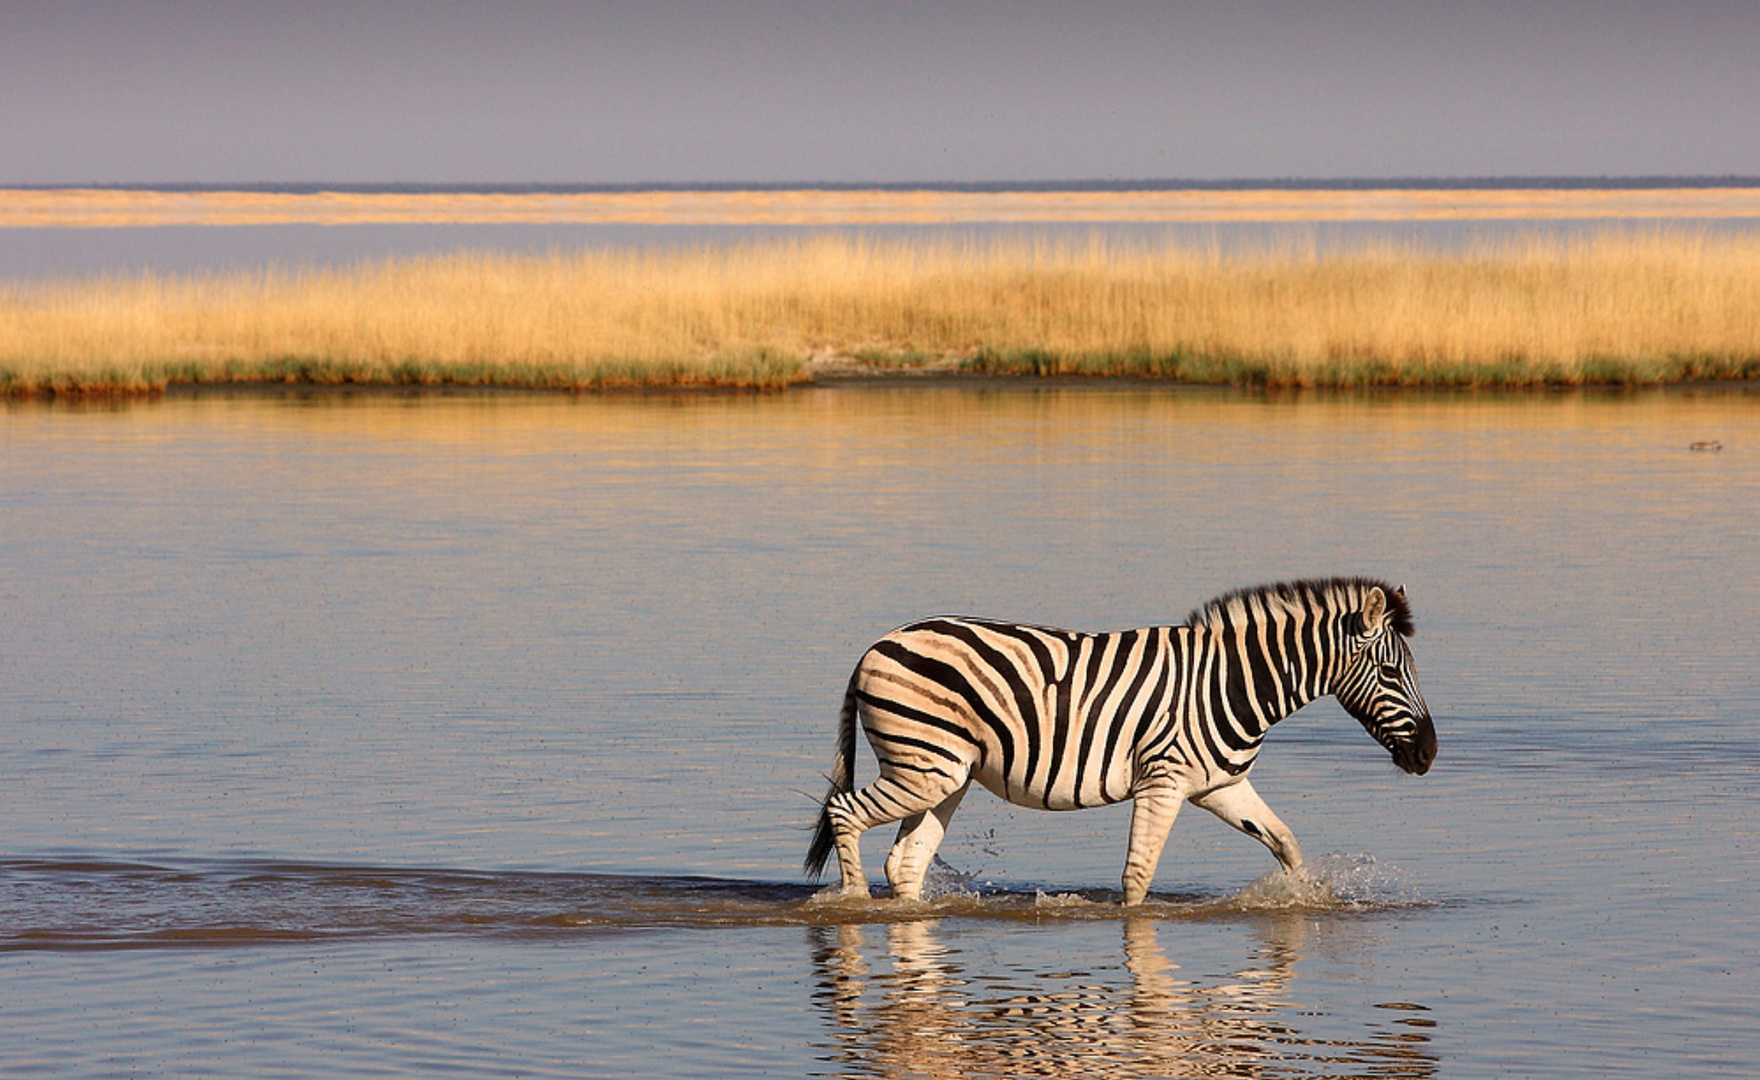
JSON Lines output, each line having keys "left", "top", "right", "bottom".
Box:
{"left": 808, "top": 578, "right": 1436, "bottom": 904}
{"left": 861, "top": 620, "right": 1238, "bottom": 814}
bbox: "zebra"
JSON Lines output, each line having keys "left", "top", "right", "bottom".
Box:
{"left": 805, "top": 577, "right": 1435, "bottom": 905}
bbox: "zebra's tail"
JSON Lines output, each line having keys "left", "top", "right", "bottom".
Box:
{"left": 804, "top": 667, "right": 861, "bottom": 880}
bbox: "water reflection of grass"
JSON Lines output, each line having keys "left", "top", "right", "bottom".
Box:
{"left": 4, "top": 231, "right": 1758, "bottom": 395}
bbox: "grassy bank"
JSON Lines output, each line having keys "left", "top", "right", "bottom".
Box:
{"left": 4, "top": 231, "right": 1759, "bottom": 395}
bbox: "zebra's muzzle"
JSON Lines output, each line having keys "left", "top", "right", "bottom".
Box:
{"left": 1392, "top": 717, "right": 1437, "bottom": 776}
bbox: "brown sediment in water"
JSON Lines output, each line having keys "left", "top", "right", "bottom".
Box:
{"left": 4, "top": 230, "right": 1759, "bottom": 397}
{"left": 0, "top": 857, "right": 1416, "bottom": 951}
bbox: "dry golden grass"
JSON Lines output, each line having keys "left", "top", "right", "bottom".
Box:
{"left": 4, "top": 230, "right": 1759, "bottom": 395}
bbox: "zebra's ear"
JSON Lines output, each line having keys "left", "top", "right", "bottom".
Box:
{"left": 1362, "top": 586, "right": 1388, "bottom": 636}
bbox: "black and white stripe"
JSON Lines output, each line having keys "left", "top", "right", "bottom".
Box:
{"left": 806, "top": 577, "right": 1436, "bottom": 904}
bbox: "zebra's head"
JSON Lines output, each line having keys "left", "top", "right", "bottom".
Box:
{"left": 1334, "top": 584, "right": 1436, "bottom": 776}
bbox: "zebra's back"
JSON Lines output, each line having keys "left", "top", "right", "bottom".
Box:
{"left": 855, "top": 617, "right": 1185, "bottom": 811}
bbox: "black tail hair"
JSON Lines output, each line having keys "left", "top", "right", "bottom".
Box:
{"left": 804, "top": 668, "right": 860, "bottom": 879}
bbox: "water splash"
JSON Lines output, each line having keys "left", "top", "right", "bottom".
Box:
{"left": 1232, "top": 853, "right": 1423, "bottom": 912}
{"left": 805, "top": 856, "right": 991, "bottom": 904}
{"left": 1033, "top": 889, "right": 1100, "bottom": 911}
{"left": 919, "top": 855, "right": 981, "bottom": 900}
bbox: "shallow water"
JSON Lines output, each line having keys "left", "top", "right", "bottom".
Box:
{"left": 7, "top": 217, "right": 1760, "bottom": 278}
{"left": 2, "top": 385, "right": 1757, "bottom": 1076}
{"left": 0, "top": 850, "right": 1418, "bottom": 948}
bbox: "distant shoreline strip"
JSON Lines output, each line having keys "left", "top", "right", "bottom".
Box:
{"left": 12, "top": 176, "right": 1760, "bottom": 194}
{"left": 7, "top": 187, "right": 1760, "bottom": 228}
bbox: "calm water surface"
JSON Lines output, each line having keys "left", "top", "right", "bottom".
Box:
{"left": 2, "top": 385, "right": 1757, "bottom": 1077}
{"left": 9, "top": 218, "right": 1760, "bottom": 278}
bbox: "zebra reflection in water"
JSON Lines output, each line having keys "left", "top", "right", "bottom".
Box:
{"left": 809, "top": 578, "right": 1437, "bottom": 904}
{"left": 808, "top": 916, "right": 1440, "bottom": 1079}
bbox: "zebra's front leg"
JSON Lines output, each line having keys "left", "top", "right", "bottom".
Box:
{"left": 883, "top": 781, "right": 971, "bottom": 901}
{"left": 1122, "top": 781, "right": 1186, "bottom": 906}
{"left": 1190, "top": 778, "right": 1303, "bottom": 873}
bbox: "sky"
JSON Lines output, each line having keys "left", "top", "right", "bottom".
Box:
{"left": 3, "top": 1, "right": 1759, "bottom": 186}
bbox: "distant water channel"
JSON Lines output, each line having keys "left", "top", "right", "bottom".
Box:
{"left": 3, "top": 385, "right": 1757, "bottom": 1077}
{"left": 7, "top": 218, "right": 1760, "bottom": 279}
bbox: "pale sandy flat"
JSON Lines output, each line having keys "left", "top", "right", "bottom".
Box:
{"left": 5, "top": 187, "right": 1760, "bottom": 228}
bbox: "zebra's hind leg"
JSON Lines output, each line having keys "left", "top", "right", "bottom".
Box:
{"left": 883, "top": 780, "right": 971, "bottom": 901}
{"left": 826, "top": 772, "right": 969, "bottom": 900}
{"left": 1190, "top": 778, "right": 1303, "bottom": 873}
{"left": 824, "top": 791, "right": 873, "bottom": 897}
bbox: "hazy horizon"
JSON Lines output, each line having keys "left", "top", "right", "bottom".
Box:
{"left": 5, "top": 2, "right": 1759, "bottom": 186}
{"left": 11, "top": 177, "right": 1760, "bottom": 193}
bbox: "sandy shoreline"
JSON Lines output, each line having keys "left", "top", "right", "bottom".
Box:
{"left": 6, "top": 187, "right": 1760, "bottom": 228}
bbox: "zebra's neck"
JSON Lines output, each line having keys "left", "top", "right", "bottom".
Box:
{"left": 1183, "top": 580, "right": 1405, "bottom": 735}
{"left": 1191, "top": 609, "right": 1344, "bottom": 740}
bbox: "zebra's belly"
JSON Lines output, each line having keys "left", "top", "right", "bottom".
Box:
{"left": 971, "top": 762, "right": 1131, "bottom": 812}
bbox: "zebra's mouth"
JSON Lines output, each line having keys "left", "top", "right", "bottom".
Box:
{"left": 1392, "top": 731, "right": 1437, "bottom": 775}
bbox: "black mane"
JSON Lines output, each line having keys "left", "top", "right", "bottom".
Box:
{"left": 1186, "top": 577, "right": 1416, "bottom": 637}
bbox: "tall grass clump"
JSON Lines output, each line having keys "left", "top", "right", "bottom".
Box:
{"left": 3, "top": 229, "right": 1758, "bottom": 395}
{"left": 0, "top": 248, "right": 819, "bottom": 395}
{"left": 945, "top": 230, "right": 1760, "bottom": 386}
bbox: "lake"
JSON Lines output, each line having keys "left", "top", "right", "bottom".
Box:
{"left": 9, "top": 217, "right": 1760, "bottom": 279}
{"left": 2, "top": 383, "right": 1756, "bottom": 1076}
